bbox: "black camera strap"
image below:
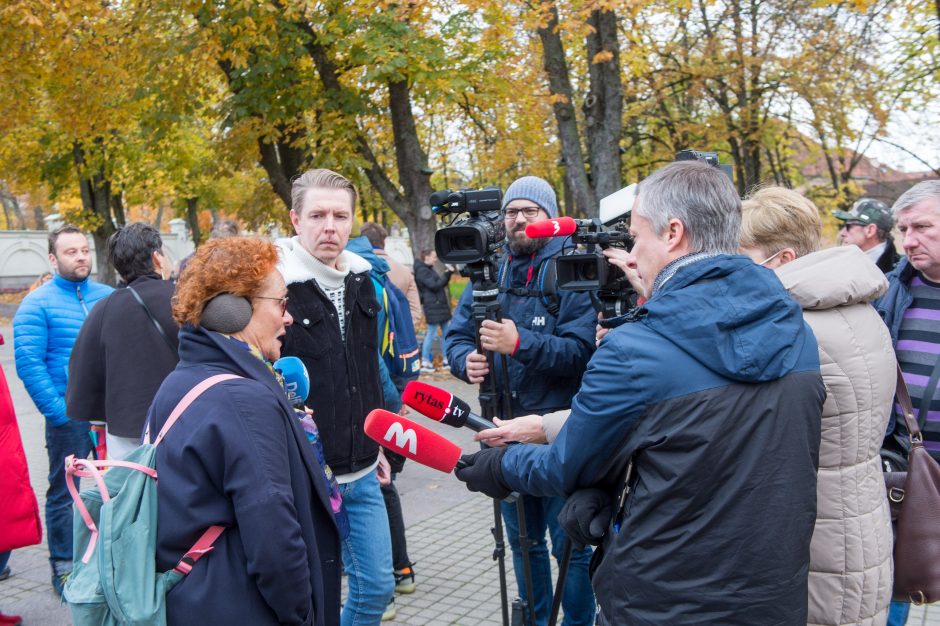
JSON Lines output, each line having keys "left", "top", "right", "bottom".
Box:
{"left": 497, "top": 255, "right": 561, "bottom": 316}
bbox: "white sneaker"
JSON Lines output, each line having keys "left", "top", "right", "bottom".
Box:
{"left": 420, "top": 360, "right": 436, "bottom": 373}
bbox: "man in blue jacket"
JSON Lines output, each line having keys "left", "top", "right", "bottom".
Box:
{"left": 456, "top": 161, "right": 826, "bottom": 625}
{"left": 445, "top": 176, "right": 597, "bottom": 626}
{"left": 13, "top": 225, "right": 112, "bottom": 596}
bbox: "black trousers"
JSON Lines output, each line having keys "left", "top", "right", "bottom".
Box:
{"left": 381, "top": 476, "right": 410, "bottom": 570}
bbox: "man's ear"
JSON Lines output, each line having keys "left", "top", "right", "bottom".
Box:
{"left": 864, "top": 223, "right": 878, "bottom": 240}
{"left": 665, "top": 218, "right": 686, "bottom": 253}
{"left": 290, "top": 209, "right": 301, "bottom": 234}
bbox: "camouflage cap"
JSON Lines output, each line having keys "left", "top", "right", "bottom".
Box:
{"left": 833, "top": 198, "right": 893, "bottom": 231}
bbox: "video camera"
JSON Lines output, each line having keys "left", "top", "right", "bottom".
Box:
{"left": 527, "top": 185, "right": 638, "bottom": 317}
{"left": 429, "top": 187, "right": 505, "bottom": 266}
{"left": 529, "top": 149, "right": 731, "bottom": 317}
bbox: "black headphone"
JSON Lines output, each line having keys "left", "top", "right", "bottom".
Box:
{"left": 200, "top": 293, "right": 252, "bottom": 333}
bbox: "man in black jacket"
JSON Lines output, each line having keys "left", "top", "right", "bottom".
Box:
{"left": 835, "top": 198, "right": 900, "bottom": 273}
{"left": 413, "top": 249, "right": 452, "bottom": 371}
{"left": 66, "top": 222, "right": 178, "bottom": 460}
{"left": 278, "top": 169, "right": 395, "bottom": 625}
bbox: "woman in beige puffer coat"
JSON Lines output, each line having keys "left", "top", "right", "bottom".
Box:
{"left": 741, "top": 187, "right": 895, "bottom": 626}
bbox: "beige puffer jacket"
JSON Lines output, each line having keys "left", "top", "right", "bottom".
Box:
{"left": 776, "top": 246, "right": 895, "bottom": 626}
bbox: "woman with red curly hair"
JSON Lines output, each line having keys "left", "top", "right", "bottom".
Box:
{"left": 148, "top": 237, "right": 341, "bottom": 625}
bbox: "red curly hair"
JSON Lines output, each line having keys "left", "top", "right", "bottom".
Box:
{"left": 173, "top": 237, "right": 280, "bottom": 326}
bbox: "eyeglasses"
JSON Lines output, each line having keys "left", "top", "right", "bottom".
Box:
{"left": 255, "top": 295, "right": 289, "bottom": 315}
{"left": 839, "top": 222, "right": 865, "bottom": 231}
{"left": 504, "top": 207, "right": 542, "bottom": 221}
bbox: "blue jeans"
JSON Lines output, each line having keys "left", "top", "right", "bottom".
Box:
{"left": 421, "top": 321, "right": 450, "bottom": 364}
{"left": 340, "top": 471, "right": 394, "bottom": 626}
{"left": 887, "top": 601, "right": 910, "bottom": 626}
{"left": 45, "top": 419, "right": 92, "bottom": 567}
{"left": 501, "top": 496, "right": 596, "bottom": 626}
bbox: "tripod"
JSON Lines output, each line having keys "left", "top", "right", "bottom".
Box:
{"left": 466, "top": 261, "right": 537, "bottom": 626}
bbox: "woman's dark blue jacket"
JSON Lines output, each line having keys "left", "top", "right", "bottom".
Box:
{"left": 149, "top": 326, "right": 341, "bottom": 626}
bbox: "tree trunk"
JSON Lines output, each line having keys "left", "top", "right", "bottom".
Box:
{"left": 584, "top": 7, "right": 623, "bottom": 201}
{"left": 33, "top": 205, "right": 44, "bottom": 230}
{"left": 155, "top": 201, "right": 164, "bottom": 231}
{"left": 538, "top": 5, "right": 597, "bottom": 216}
{"left": 387, "top": 79, "right": 436, "bottom": 258}
{"left": 257, "top": 125, "right": 307, "bottom": 210}
{"left": 73, "top": 141, "right": 117, "bottom": 285}
{"left": 185, "top": 197, "right": 202, "bottom": 247}
{"left": 111, "top": 191, "right": 126, "bottom": 227}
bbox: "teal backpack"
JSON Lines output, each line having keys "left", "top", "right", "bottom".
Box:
{"left": 63, "top": 374, "right": 236, "bottom": 626}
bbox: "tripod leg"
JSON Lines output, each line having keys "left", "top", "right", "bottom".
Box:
{"left": 548, "top": 539, "right": 573, "bottom": 626}
{"left": 493, "top": 500, "right": 511, "bottom": 626}
{"left": 515, "top": 496, "right": 538, "bottom": 626}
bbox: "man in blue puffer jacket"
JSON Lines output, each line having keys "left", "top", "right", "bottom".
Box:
{"left": 13, "top": 225, "right": 112, "bottom": 596}
{"left": 455, "top": 162, "right": 826, "bottom": 625}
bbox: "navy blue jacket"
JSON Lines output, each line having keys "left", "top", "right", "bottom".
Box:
{"left": 502, "top": 255, "right": 825, "bottom": 625}
{"left": 151, "top": 326, "right": 340, "bottom": 626}
{"left": 445, "top": 237, "right": 596, "bottom": 415}
{"left": 873, "top": 256, "right": 915, "bottom": 346}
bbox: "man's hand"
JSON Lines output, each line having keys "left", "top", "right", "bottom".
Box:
{"left": 558, "top": 488, "right": 614, "bottom": 549}
{"left": 479, "top": 319, "right": 520, "bottom": 356}
{"left": 376, "top": 448, "right": 392, "bottom": 486}
{"left": 603, "top": 248, "right": 647, "bottom": 299}
{"left": 465, "top": 351, "right": 490, "bottom": 384}
{"left": 595, "top": 312, "right": 609, "bottom": 347}
{"left": 474, "top": 415, "right": 546, "bottom": 448}
{"left": 454, "top": 448, "right": 511, "bottom": 500}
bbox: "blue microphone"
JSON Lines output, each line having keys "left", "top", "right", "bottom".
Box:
{"left": 273, "top": 356, "right": 310, "bottom": 409}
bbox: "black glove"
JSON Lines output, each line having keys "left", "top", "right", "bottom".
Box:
{"left": 558, "top": 488, "right": 613, "bottom": 548}
{"left": 454, "top": 448, "right": 511, "bottom": 500}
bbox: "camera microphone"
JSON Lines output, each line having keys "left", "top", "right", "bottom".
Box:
{"left": 525, "top": 217, "right": 589, "bottom": 238}
{"left": 401, "top": 381, "right": 495, "bottom": 432}
{"left": 364, "top": 409, "right": 463, "bottom": 473}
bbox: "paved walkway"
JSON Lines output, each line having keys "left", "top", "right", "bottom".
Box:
{"left": 2, "top": 326, "right": 939, "bottom": 625}
{"left": 0, "top": 330, "right": 535, "bottom": 625}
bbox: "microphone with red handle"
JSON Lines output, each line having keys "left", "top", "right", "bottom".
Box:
{"left": 401, "top": 381, "right": 495, "bottom": 432}
{"left": 364, "top": 409, "right": 465, "bottom": 473}
{"left": 524, "top": 216, "right": 594, "bottom": 238}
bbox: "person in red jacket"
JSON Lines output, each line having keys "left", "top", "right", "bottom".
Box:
{"left": 0, "top": 332, "right": 42, "bottom": 625}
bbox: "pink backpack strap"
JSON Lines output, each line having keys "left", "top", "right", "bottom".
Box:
{"left": 149, "top": 374, "right": 241, "bottom": 446}
{"left": 173, "top": 525, "right": 226, "bottom": 575}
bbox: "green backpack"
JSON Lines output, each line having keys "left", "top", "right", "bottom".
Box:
{"left": 63, "top": 374, "right": 237, "bottom": 626}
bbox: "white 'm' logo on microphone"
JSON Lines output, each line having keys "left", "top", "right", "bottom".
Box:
{"left": 383, "top": 422, "right": 417, "bottom": 455}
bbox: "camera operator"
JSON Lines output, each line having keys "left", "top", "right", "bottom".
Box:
{"left": 445, "top": 176, "right": 597, "bottom": 626}
{"left": 455, "top": 161, "right": 826, "bottom": 625}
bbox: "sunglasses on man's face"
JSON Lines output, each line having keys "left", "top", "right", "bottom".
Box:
{"left": 839, "top": 222, "right": 865, "bottom": 231}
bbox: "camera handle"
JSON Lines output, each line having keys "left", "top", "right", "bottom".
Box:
{"left": 470, "top": 282, "right": 537, "bottom": 626}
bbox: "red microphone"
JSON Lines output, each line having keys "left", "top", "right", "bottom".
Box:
{"left": 401, "top": 381, "right": 495, "bottom": 432}
{"left": 364, "top": 409, "right": 462, "bottom": 473}
{"left": 525, "top": 217, "right": 578, "bottom": 238}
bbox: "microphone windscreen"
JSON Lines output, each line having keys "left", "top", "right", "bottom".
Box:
{"left": 274, "top": 356, "right": 310, "bottom": 405}
{"left": 364, "top": 410, "right": 462, "bottom": 473}
{"left": 525, "top": 217, "right": 577, "bottom": 238}
{"left": 429, "top": 189, "right": 452, "bottom": 206}
{"left": 401, "top": 380, "right": 453, "bottom": 422}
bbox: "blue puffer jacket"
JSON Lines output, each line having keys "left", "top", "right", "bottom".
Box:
{"left": 502, "top": 255, "right": 825, "bottom": 625}
{"left": 445, "top": 237, "right": 596, "bottom": 415}
{"left": 13, "top": 274, "right": 113, "bottom": 426}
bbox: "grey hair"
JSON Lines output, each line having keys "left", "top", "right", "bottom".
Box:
{"left": 635, "top": 161, "right": 741, "bottom": 254}
{"left": 290, "top": 168, "right": 358, "bottom": 214}
{"left": 892, "top": 180, "right": 940, "bottom": 217}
